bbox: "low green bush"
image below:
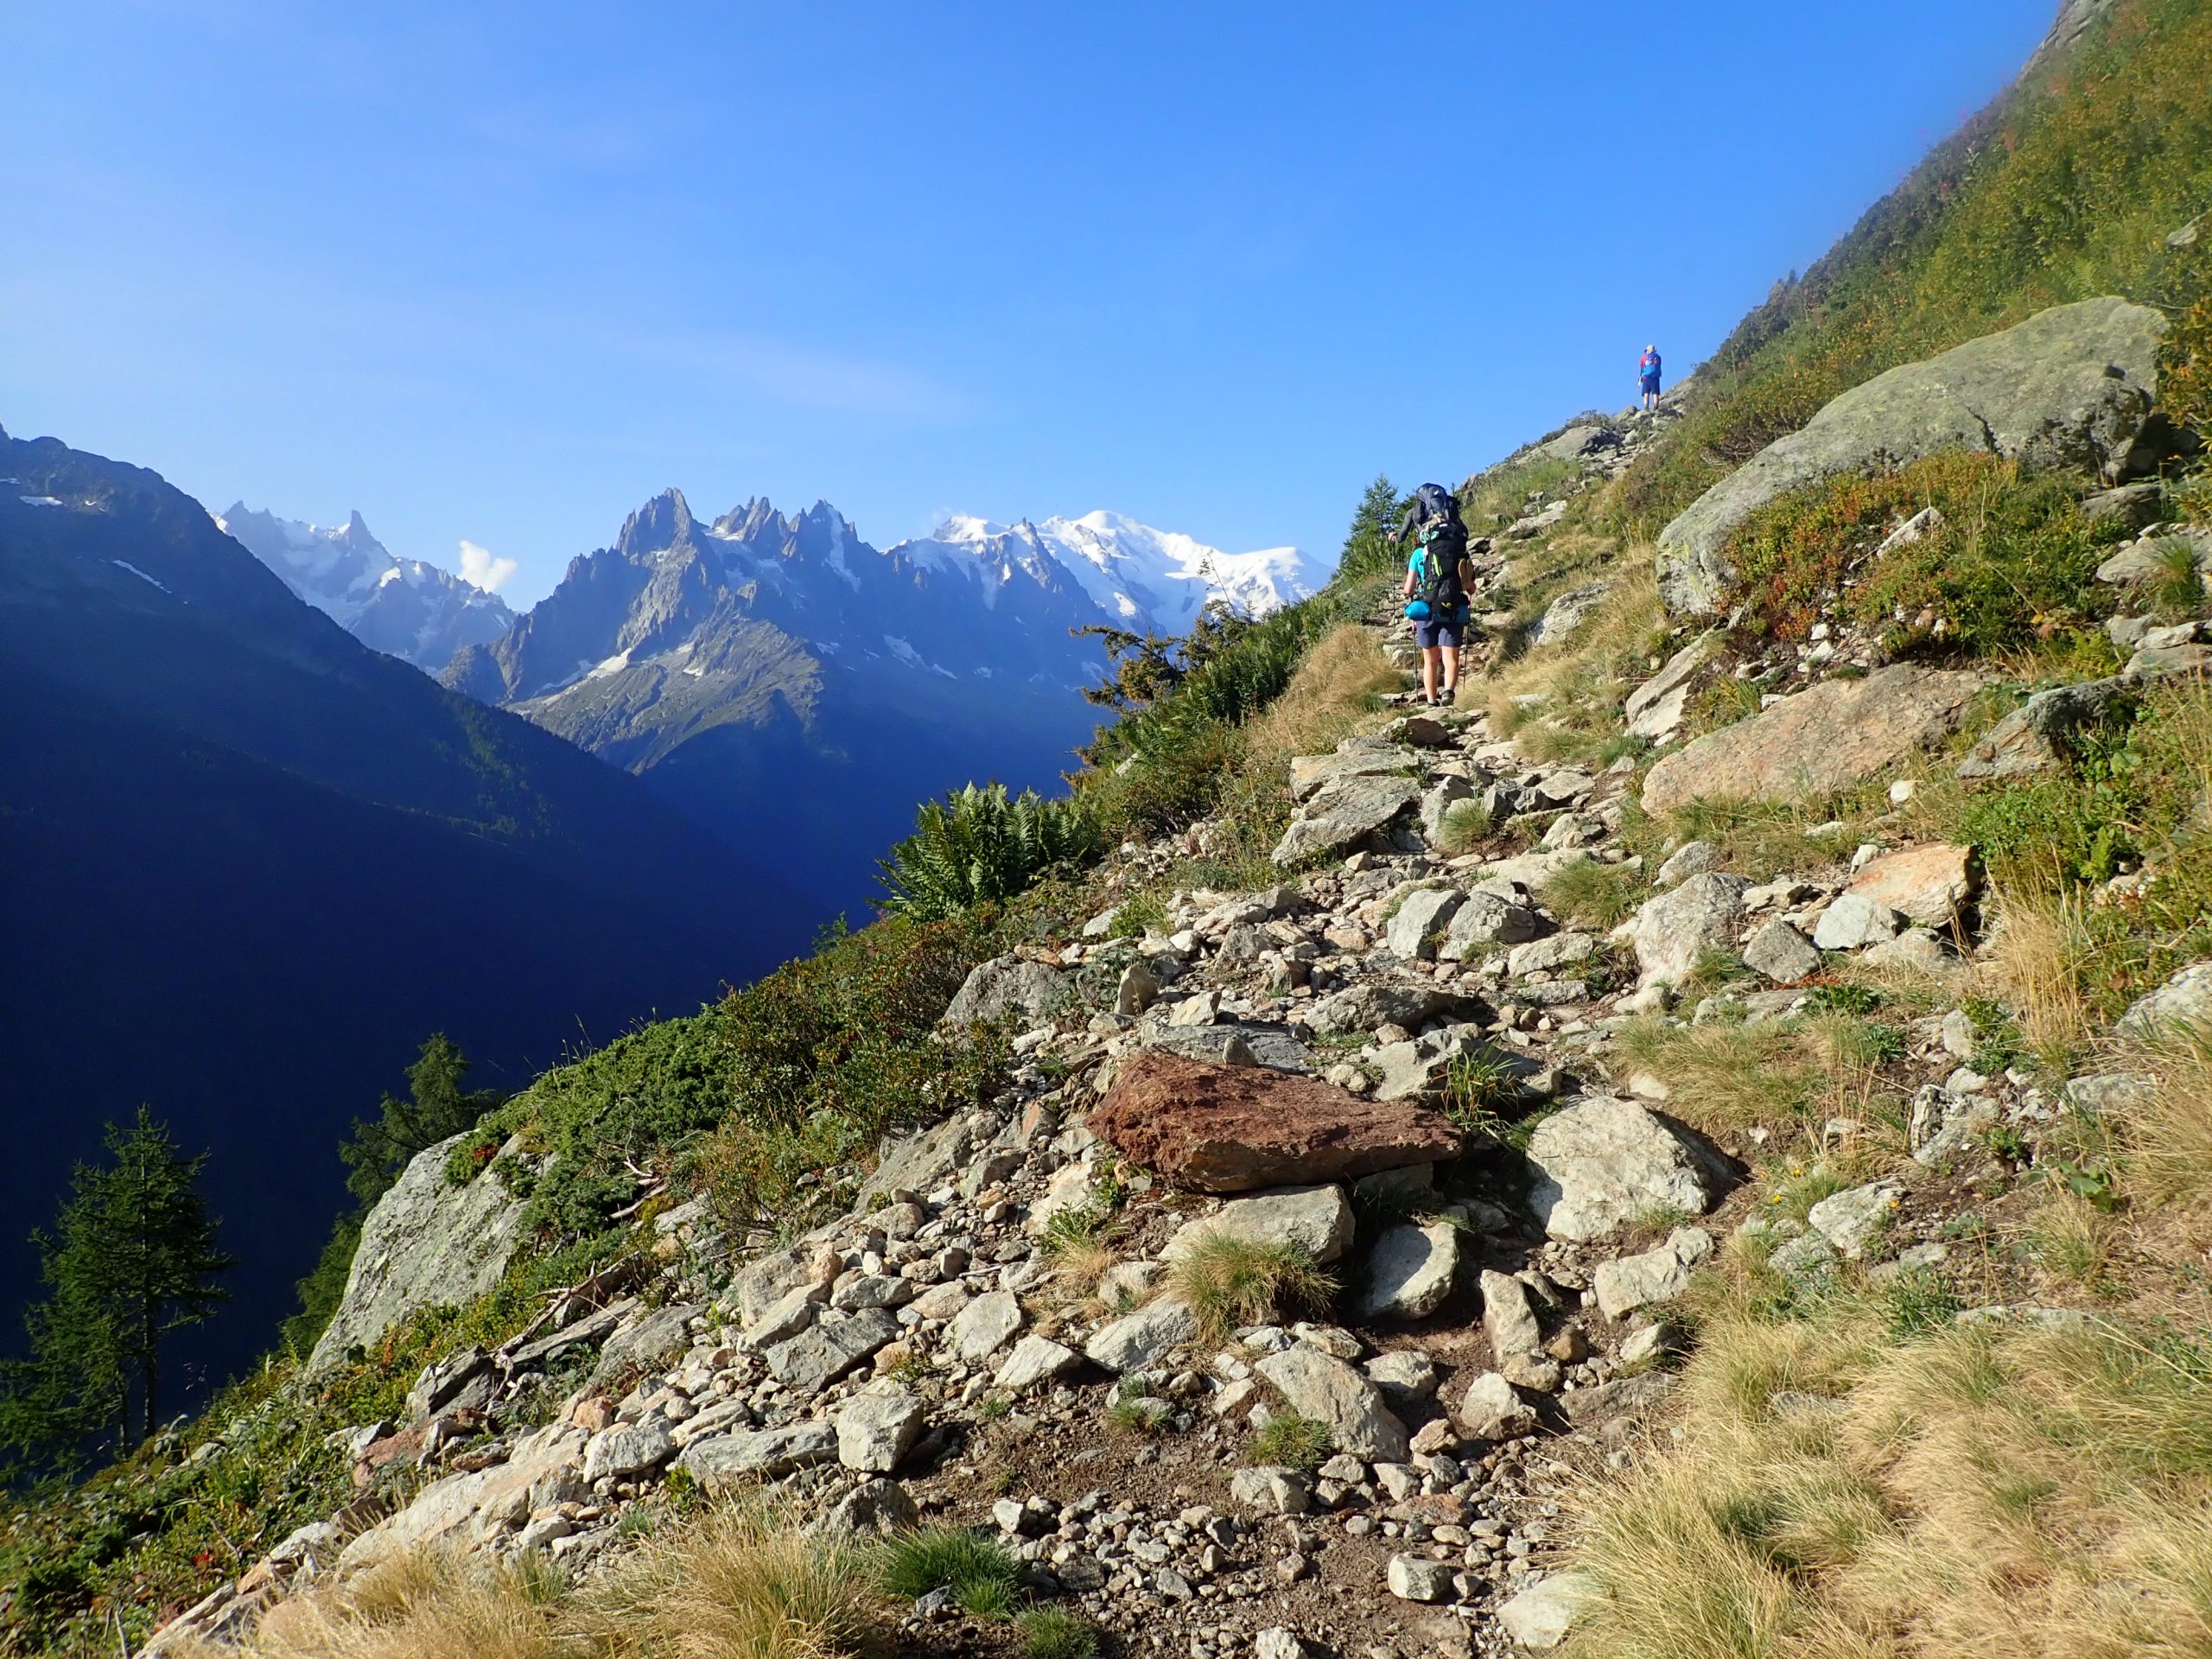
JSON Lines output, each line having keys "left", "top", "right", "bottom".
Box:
{"left": 1725, "top": 451, "right": 2122, "bottom": 652}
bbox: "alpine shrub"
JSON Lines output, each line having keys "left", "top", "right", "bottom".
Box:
{"left": 878, "top": 783, "right": 1101, "bottom": 920}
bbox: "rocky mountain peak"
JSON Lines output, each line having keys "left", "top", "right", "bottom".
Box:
{"left": 616, "top": 488, "right": 696, "bottom": 560}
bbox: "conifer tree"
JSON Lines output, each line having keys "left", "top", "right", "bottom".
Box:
{"left": 339, "top": 1033, "right": 505, "bottom": 1211}
{"left": 0, "top": 1109, "right": 231, "bottom": 1468}
{"left": 1338, "top": 474, "right": 1405, "bottom": 582}
{"left": 283, "top": 1034, "right": 505, "bottom": 1355}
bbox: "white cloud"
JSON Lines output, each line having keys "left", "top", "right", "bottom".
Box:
{"left": 456, "top": 539, "right": 518, "bottom": 593}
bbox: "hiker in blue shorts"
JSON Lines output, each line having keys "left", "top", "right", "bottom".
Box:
{"left": 1391, "top": 482, "right": 1475, "bottom": 708}
{"left": 1638, "top": 343, "right": 1662, "bottom": 410}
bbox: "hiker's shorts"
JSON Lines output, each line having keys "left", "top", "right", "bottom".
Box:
{"left": 1641, "top": 373, "right": 1662, "bottom": 396}
{"left": 1414, "top": 615, "right": 1464, "bottom": 650}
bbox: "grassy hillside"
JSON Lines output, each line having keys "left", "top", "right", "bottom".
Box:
{"left": 1605, "top": 0, "right": 2212, "bottom": 539}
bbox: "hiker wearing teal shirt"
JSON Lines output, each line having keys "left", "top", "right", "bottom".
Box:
{"left": 1391, "top": 482, "right": 1474, "bottom": 708}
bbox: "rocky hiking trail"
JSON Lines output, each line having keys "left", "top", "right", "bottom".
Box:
{"left": 145, "top": 328, "right": 2212, "bottom": 1659}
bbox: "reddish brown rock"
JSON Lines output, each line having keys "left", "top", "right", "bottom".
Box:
{"left": 1087, "top": 1052, "right": 1461, "bottom": 1194}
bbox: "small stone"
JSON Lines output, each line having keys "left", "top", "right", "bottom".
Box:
{"left": 1230, "top": 1466, "right": 1312, "bottom": 1516}
{"left": 1387, "top": 1554, "right": 1456, "bottom": 1602}
{"left": 1497, "top": 1569, "right": 1599, "bottom": 1649}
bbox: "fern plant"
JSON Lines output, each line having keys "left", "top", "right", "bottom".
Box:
{"left": 877, "top": 783, "right": 1100, "bottom": 919}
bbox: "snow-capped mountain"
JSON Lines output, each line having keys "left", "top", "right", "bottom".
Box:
{"left": 896, "top": 511, "right": 1315, "bottom": 635}
{"left": 215, "top": 503, "right": 514, "bottom": 672}
{"left": 443, "top": 489, "right": 1314, "bottom": 912}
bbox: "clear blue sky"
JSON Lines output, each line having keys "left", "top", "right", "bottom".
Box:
{"left": 2, "top": 2, "right": 2052, "bottom": 605}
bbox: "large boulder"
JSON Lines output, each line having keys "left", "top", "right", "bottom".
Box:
{"left": 1084, "top": 1298, "right": 1200, "bottom": 1374}
{"left": 2117, "top": 963, "right": 2212, "bottom": 1039}
{"left": 1354, "top": 1220, "right": 1463, "bottom": 1320}
{"left": 941, "top": 955, "right": 1070, "bottom": 1027}
{"left": 1642, "top": 665, "right": 1980, "bottom": 816}
{"left": 1273, "top": 773, "right": 1423, "bottom": 866}
{"left": 1955, "top": 677, "right": 2136, "bottom": 779}
{"left": 1497, "top": 1571, "right": 1600, "bottom": 1651}
{"left": 1523, "top": 1097, "right": 1721, "bottom": 1242}
{"left": 307, "top": 1132, "right": 529, "bottom": 1376}
{"left": 1383, "top": 887, "right": 1464, "bottom": 960}
{"left": 1290, "top": 742, "right": 1422, "bottom": 802}
{"left": 1592, "top": 1228, "right": 1714, "bottom": 1319}
{"left": 1088, "top": 1052, "right": 1462, "bottom": 1194}
{"left": 1625, "top": 631, "right": 1720, "bottom": 741}
{"left": 763, "top": 1308, "right": 900, "bottom": 1397}
{"left": 1657, "top": 298, "right": 2169, "bottom": 614}
{"left": 1628, "top": 873, "right": 1749, "bottom": 988}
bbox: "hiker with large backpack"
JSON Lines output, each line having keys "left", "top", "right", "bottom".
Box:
{"left": 1391, "top": 481, "right": 1475, "bottom": 708}
{"left": 1638, "top": 343, "right": 1662, "bottom": 410}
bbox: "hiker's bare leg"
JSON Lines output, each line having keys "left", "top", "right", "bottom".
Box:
{"left": 1421, "top": 647, "right": 1440, "bottom": 702}
{"left": 1440, "top": 645, "right": 1459, "bottom": 696}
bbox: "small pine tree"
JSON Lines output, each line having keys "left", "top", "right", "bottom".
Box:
{"left": 0, "top": 1109, "right": 232, "bottom": 1469}
{"left": 283, "top": 1034, "right": 505, "bottom": 1355}
{"left": 1337, "top": 474, "right": 1406, "bottom": 583}
{"left": 340, "top": 1033, "right": 505, "bottom": 1211}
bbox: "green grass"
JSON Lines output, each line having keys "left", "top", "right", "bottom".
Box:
{"left": 878, "top": 1526, "right": 1024, "bottom": 1616}
{"left": 1017, "top": 1606, "right": 1102, "bottom": 1659}
{"left": 1248, "top": 1411, "right": 1335, "bottom": 1472}
{"left": 444, "top": 912, "right": 1007, "bottom": 1253}
{"left": 1722, "top": 452, "right": 2124, "bottom": 652}
{"left": 1541, "top": 859, "right": 1643, "bottom": 930}
{"left": 1436, "top": 797, "right": 1495, "bottom": 855}
{"left": 1164, "top": 1234, "right": 1338, "bottom": 1344}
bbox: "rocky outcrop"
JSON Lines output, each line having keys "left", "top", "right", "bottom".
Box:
{"left": 1657, "top": 298, "right": 2169, "bottom": 614}
{"left": 1088, "top": 1052, "right": 1462, "bottom": 1193}
{"left": 942, "top": 955, "right": 1071, "bottom": 1027}
{"left": 1642, "top": 665, "right": 1980, "bottom": 815}
{"left": 307, "top": 1132, "right": 530, "bottom": 1376}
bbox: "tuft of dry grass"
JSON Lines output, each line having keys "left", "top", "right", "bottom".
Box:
{"left": 232, "top": 1506, "right": 880, "bottom": 1659}
{"left": 1975, "top": 887, "right": 2099, "bottom": 1062}
{"left": 1245, "top": 624, "right": 1399, "bottom": 763}
{"left": 1563, "top": 1282, "right": 2212, "bottom": 1659}
{"left": 241, "top": 1553, "right": 565, "bottom": 1659}
{"left": 2122, "top": 1020, "right": 2212, "bottom": 1212}
{"left": 1164, "top": 1234, "right": 1337, "bottom": 1344}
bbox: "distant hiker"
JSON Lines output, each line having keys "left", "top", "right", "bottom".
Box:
{"left": 1391, "top": 482, "right": 1474, "bottom": 708}
{"left": 1638, "top": 343, "right": 1662, "bottom": 410}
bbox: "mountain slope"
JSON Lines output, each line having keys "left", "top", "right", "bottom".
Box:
{"left": 445, "top": 490, "right": 1318, "bottom": 912}
{"left": 216, "top": 502, "right": 514, "bottom": 671}
{"left": 0, "top": 424, "right": 815, "bottom": 1388}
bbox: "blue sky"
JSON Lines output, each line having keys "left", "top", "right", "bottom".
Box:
{"left": 3, "top": 2, "right": 2051, "bottom": 605}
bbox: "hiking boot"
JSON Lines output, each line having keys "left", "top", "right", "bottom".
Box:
{"left": 1440, "top": 688, "right": 1456, "bottom": 706}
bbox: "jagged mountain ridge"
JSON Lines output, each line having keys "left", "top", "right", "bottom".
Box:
{"left": 0, "top": 423, "right": 813, "bottom": 1389}
{"left": 443, "top": 488, "right": 1318, "bottom": 910}
{"left": 216, "top": 502, "right": 514, "bottom": 671}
